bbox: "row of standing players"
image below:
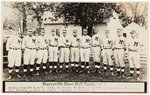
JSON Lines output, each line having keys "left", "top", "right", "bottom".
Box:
{"left": 6, "top": 28, "right": 141, "bottom": 80}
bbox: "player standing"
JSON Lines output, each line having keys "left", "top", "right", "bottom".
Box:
{"left": 6, "top": 30, "right": 22, "bottom": 79}
{"left": 70, "top": 29, "right": 80, "bottom": 72}
{"left": 92, "top": 28, "right": 102, "bottom": 73}
{"left": 80, "top": 28, "right": 91, "bottom": 73}
{"left": 59, "top": 29, "right": 71, "bottom": 72}
{"left": 101, "top": 30, "right": 114, "bottom": 75}
{"left": 35, "top": 28, "right": 48, "bottom": 75}
{"left": 127, "top": 30, "right": 141, "bottom": 80}
{"left": 22, "top": 30, "right": 37, "bottom": 77}
{"left": 113, "top": 28, "right": 126, "bottom": 77}
{"left": 48, "top": 29, "right": 59, "bottom": 73}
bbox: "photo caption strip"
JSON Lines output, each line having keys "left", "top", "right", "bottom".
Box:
{"left": 3, "top": 81, "right": 147, "bottom": 93}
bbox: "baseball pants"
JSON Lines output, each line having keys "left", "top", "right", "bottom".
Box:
{"left": 92, "top": 47, "right": 101, "bottom": 62}
{"left": 8, "top": 49, "right": 21, "bottom": 67}
{"left": 59, "top": 48, "right": 70, "bottom": 63}
{"left": 102, "top": 49, "right": 113, "bottom": 65}
{"left": 24, "top": 49, "right": 36, "bottom": 65}
{"left": 36, "top": 49, "right": 48, "bottom": 64}
{"left": 128, "top": 51, "right": 140, "bottom": 68}
{"left": 71, "top": 48, "right": 79, "bottom": 62}
{"left": 49, "top": 47, "right": 58, "bottom": 62}
{"left": 80, "top": 48, "right": 90, "bottom": 62}
{"left": 114, "top": 49, "right": 125, "bottom": 67}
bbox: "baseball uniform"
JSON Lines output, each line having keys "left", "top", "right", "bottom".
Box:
{"left": 36, "top": 35, "right": 48, "bottom": 70}
{"left": 22, "top": 35, "right": 37, "bottom": 73}
{"left": 80, "top": 35, "right": 91, "bottom": 70}
{"left": 6, "top": 35, "right": 22, "bottom": 77}
{"left": 101, "top": 36, "right": 113, "bottom": 72}
{"left": 59, "top": 36, "right": 71, "bottom": 69}
{"left": 113, "top": 36, "right": 126, "bottom": 73}
{"left": 92, "top": 34, "right": 102, "bottom": 70}
{"left": 70, "top": 36, "right": 80, "bottom": 68}
{"left": 48, "top": 35, "right": 59, "bottom": 69}
{"left": 128, "top": 37, "right": 141, "bottom": 75}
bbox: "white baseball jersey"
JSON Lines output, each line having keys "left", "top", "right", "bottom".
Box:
{"left": 71, "top": 36, "right": 80, "bottom": 47}
{"left": 114, "top": 36, "right": 126, "bottom": 49}
{"left": 49, "top": 35, "right": 59, "bottom": 46}
{"left": 59, "top": 36, "right": 71, "bottom": 47}
{"left": 92, "top": 34, "right": 102, "bottom": 47}
{"left": 80, "top": 35, "right": 91, "bottom": 48}
{"left": 22, "top": 35, "right": 37, "bottom": 49}
{"left": 128, "top": 37, "right": 141, "bottom": 51}
{"left": 36, "top": 35, "right": 48, "bottom": 48}
{"left": 102, "top": 36, "right": 113, "bottom": 49}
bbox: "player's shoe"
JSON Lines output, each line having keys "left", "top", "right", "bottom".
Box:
{"left": 49, "top": 70, "right": 52, "bottom": 73}
{"left": 87, "top": 70, "right": 90, "bottom": 73}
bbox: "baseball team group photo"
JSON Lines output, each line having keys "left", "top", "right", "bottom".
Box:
{"left": 2, "top": 2, "right": 148, "bottom": 82}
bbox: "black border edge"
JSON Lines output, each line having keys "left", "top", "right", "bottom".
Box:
{"left": 144, "top": 82, "right": 147, "bottom": 93}
{"left": 3, "top": 81, "right": 5, "bottom": 93}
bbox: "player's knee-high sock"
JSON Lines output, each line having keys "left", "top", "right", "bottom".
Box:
{"left": 65, "top": 62, "right": 69, "bottom": 69}
{"left": 95, "top": 62, "right": 98, "bottom": 71}
{"left": 130, "top": 68, "right": 134, "bottom": 77}
{"left": 59, "top": 62, "right": 63, "bottom": 69}
{"left": 15, "top": 66, "right": 19, "bottom": 75}
{"left": 8, "top": 67, "right": 13, "bottom": 76}
{"left": 49, "top": 62, "right": 53, "bottom": 70}
{"left": 103, "top": 63, "right": 107, "bottom": 72}
{"left": 121, "top": 67, "right": 125, "bottom": 74}
{"left": 43, "top": 63, "right": 46, "bottom": 70}
{"left": 71, "top": 62, "right": 74, "bottom": 68}
{"left": 36, "top": 63, "right": 40, "bottom": 72}
{"left": 136, "top": 68, "right": 140, "bottom": 77}
{"left": 110, "top": 65, "right": 114, "bottom": 75}
{"left": 23, "top": 65, "right": 28, "bottom": 73}
{"left": 30, "top": 64, "right": 34, "bottom": 73}
{"left": 86, "top": 62, "right": 89, "bottom": 71}
{"left": 81, "top": 62, "right": 85, "bottom": 70}
{"left": 75, "top": 62, "right": 78, "bottom": 69}
{"left": 97, "top": 62, "right": 100, "bottom": 69}
{"left": 117, "top": 66, "right": 121, "bottom": 75}
{"left": 54, "top": 62, "right": 57, "bottom": 69}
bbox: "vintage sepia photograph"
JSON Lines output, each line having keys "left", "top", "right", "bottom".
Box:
{"left": 2, "top": 1, "right": 149, "bottom": 93}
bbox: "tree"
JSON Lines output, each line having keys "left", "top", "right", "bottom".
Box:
{"left": 28, "top": 2, "right": 56, "bottom": 29}
{"left": 55, "top": 3, "right": 116, "bottom": 35}
{"left": 115, "top": 3, "right": 148, "bottom": 28}
{"left": 11, "top": 2, "right": 32, "bottom": 34}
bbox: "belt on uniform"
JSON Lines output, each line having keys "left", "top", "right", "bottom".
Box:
{"left": 72, "top": 46, "right": 79, "bottom": 48}
{"left": 26, "top": 47, "right": 36, "bottom": 50}
{"left": 50, "top": 45, "right": 57, "bottom": 47}
{"left": 93, "top": 45, "right": 100, "bottom": 47}
{"left": 82, "top": 47, "right": 90, "bottom": 49}
{"left": 115, "top": 48, "right": 124, "bottom": 49}
{"left": 38, "top": 48, "right": 47, "bottom": 50}
{"left": 9, "top": 47, "right": 20, "bottom": 50}
{"left": 61, "top": 46, "right": 69, "bottom": 48}
{"left": 104, "top": 48, "right": 112, "bottom": 49}
{"left": 129, "top": 50, "right": 137, "bottom": 52}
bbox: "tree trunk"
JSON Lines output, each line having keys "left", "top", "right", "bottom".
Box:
{"left": 22, "top": 6, "right": 27, "bottom": 34}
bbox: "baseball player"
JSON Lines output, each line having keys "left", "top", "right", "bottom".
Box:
{"left": 59, "top": 29, "right": 71, "bottom": 72}
{"left": 48, "top": 29, "right": 59, "bottom": 73}
{"left": 35, "top": 28, "right": 48, "bottom": 75}
{"left": 127, "top": 30, "right": 141, "bottom": 80}
{"left": 101, "top": 30, "right": 114, "bottom": 75}
{"left": 92, "top": 28, "right": 102, "bottom": 73}
{"left": 80, "top": 28, "right": 91, "bottom": 73}
{"left": 70, "top": 29, "right": 80, "bottom": 72}
{"left": 6, "top": 30, "right": 22, "bottom": 79}
{"left": 113, "top": 28, "right": 126, "bottom": 76}
{"left": 22, "top": 30, "right": 37, "bottom": 76}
